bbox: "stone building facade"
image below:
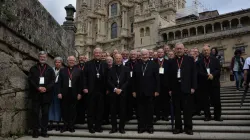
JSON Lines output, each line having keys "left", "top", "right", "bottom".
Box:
{"left": 0, "top": 0, "right": 76, "bottom": 136}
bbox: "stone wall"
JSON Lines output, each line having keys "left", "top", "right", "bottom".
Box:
{"left": 0, "top": 0, "right": 76, "bottom": 136}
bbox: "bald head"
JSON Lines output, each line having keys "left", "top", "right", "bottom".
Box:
{"left": 203, "top": 45, "right": 211, "bottom": 57}
{"left": 114, "top": 53, "right": 123, "bottom": 65}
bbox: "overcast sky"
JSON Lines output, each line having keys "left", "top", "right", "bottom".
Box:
{"left": 39, "top": 0, "right": 250, "bottom": 25}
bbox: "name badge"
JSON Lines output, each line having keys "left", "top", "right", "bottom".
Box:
{"left": 69, "top": 79, "right": 72, "bottom": 87}
{"left": 177, "top": 69, "right": 181, "bottom": 78}
{"left": 130, "top": 71, "right": 133, "bottom": 77}
{"left": 159, "top": 67, "right": 164, "bottom": 74}
{"left": 39, "top": 77, "right": 45, "bottom": 84}
{"left": 206, "top": 68, "right": 210, "bottom": 74}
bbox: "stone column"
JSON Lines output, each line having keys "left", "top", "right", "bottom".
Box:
{"left": 221, "top": 23, "right": 223, "bottom": 31}
{"left": 181, "top": 31, "right": 183, "bottom": 38}
{"left": 212, "top": 25, "right": 214, "bottom": 32}
{"left": 229, "top": 20, "right": 232, "bottom": 29}
{"left": 188, "top": 29, "right": 190, "bottom": 36}
{"left": 204, "top": 26, "right": 206, "bottom": 34}
{"left": 195, "top": 28, "right": 198, "bottom": 35}
{"left": 173, "top": 32, "right": 176, "bottom": 40}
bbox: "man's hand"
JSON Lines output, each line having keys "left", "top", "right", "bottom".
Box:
{"left": 38, "top": 87, "right": 46, "bottom": 93}
{"left": 77, "top": 94, "right": 82, "bottom": 100}
{"left": 106, "top": 90, "right": 109, "bottom": 95}
{"left": 115, "top": 89, "right": 122, "bottom": 95}
{"left": 83, "top": 89, "right": 88, "bottom": 94}
{"left": 155, "top": 92, "right": 159, "bottom": 97}
{"left": 208, "top": 74, "right": 213, "bottom": 80}
{"left": 191, "top": 89, "right": 195, "bottom": 94}
{"left": 132, "top": 92, "right": 136, "bottom": 98}
{"left": 58, "top": 94, "right": 62, "bottom": 99}
{"left": 169, "top": 91, "right": 172, "bottom": 96}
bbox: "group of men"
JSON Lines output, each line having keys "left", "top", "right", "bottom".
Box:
{"left": 29, "top": 42, "right": 247, "bottom": 138}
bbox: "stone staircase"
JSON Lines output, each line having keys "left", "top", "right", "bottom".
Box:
{"left": 48, "top": 86, "right": 250, "bottom": 139}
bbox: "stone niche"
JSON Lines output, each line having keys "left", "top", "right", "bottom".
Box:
{"left": 0, "top": 0, "right": 76, "bottom": 136}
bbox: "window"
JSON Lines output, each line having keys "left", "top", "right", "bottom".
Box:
{"left": 111, "top": 3, "right": 118, "bottom": 17}
{"left": 111, "top": 22, "right": 118, "bottom": 39}
{"left": 145, "top": 27, "right": 150, "bottom": 36}
{"left": 140, "top": 28, "right": 144, "bottom": 37}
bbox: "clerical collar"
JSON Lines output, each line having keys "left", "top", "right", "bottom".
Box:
{"left": 39, "top": 63, "right": 45, "bottom": 66}
{"left": 55, "top": 67, "right": 60, "bottom": 71}
{"left": 158, "top": 58, "right": 163, "bottom": 61}
{"left": 142, "top": 60, "right": 149, "bottom": 64}
{"left": 80, "top": 63, "right": 85, "bottom": 66}
{"left": 95, "top": 59, "right": 100, "bottom": 63}
{"left": 176, "top": 55, "right": 183, "bottom": 59}
{"left": 116, "top": 64, "right": 121, "bottom": 67}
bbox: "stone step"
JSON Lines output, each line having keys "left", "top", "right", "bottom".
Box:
{"left": 220, "top": 94, "right": 248, "bottom": 97}
{"left": 214, "top": 106, "right": 250, "bottom": 110}
{"left": 221, "top": 103, "right": 250, "bottom": 106}
{"left": 220, "top": 99, "right": 250, "bottom": 103}
{"left": 221, "top": 96, "right": 250, "bottom": 100}
{"left": 48, "top": 130, "right": 250, "bottom": 140}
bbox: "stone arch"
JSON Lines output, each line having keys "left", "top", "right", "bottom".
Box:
{"left": 214, "top": 22, "right": 221, "bottom": 32}
{"left": 197, "top": 26, "right": 204, "bottom": 35}
{"left": 145, "top": 27, "right": 150, "bottom": 36}
{"left": 140, "top": 28, "right": 144, "bottom": 37}
{"left": 240, "top": 16, "right": 250, "bottom": 26}
{"left": 168, "top": 32, "right": 174, "bottom": 40}
{"left": 175, "top": 30, "right": 181, "bottom": 39}
{"left": 111, "top": 22, "right": 118, "bottom": 39}
{"left": 205, "top": 24, "right": 212, "bottom": 33}
{"left": 162, "top": 33, "right": 167, "bottom": 42}
{"left": 190, "top": 27, "right": 196, "bottom": 36}
{"left": 182, "top": 29, "right": 188, "bottom": 38}
{"left": 222, "top": 20, "right": 230, "bottom": 30}
{"left": 231, "top": 18, "right": 239, "bottom": 29}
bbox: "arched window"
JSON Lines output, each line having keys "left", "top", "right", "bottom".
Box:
{"left": 111, "top": 3, "right": 118, "bottom": 17}
{"left": 145, "top": 27, "right": 150, "bottom": 36}
{"left": 111, "top": 22, "right": 118, "bottom": 39}
{"left": 140, "top": 28, "right": 144, "bottom": 37}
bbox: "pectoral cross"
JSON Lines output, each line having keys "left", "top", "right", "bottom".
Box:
{"left": 97, "top": 73, "right": 100, "bottom": 78}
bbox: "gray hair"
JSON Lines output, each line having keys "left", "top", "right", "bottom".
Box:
{"left": 175, "top": 42, "right": 184, "bottom": 48}
{"left": 54, "top": 57, "right": 63, "bottom": 63}
{"left": 38, "top": 51, "right": 47, "bottom": 56}
{"left": 141, "top": 48, "right": 149, "bottom": 54}
{"left": 93, "top": 47, "right": 102, "bottom": 53}
{"left": 67, "top": 56, "right": 76, "bottom": 61}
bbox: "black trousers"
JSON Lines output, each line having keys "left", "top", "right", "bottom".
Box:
{"left": 61, "top": 90, "right": 77, "bottom": 129}
{"left": 103, "top": 93, "right": 110, "bottom": 123}
{"left": 87, "top": 92, "right": 104, "bottom": 130}
{"left": 76, "top": 94, "right": 88, "bottom": 124}
{"left": 110, "top": 92, "right": 126, "bottom": 129}
{"left": 172, "top": 92, "right": 193, "bottom": 130}
{"left": 201, "top": 87, "right": 221, "bottom": 118}
{"left": 127, "top": 90, "right": 137, "bottom": 120}
{"left": 155, "top": 89, "right": 170, "bottom": 119}
{"left": 32, "top": 97, "right": 50, "bottom": 133}
{"left": 137, "top": 95, "right": 154, "bottom": 129}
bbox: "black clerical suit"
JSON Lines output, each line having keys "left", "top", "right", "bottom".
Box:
{"left": 133, "top": 60, "right": 160, "bottom": 131}
{"left": 76, "top": 63, "right": 86, "bottom": 124}
{"left": 197, "top": 56, "right": 221, "bottom": 119}
{"left": 58, "top": 66, "right": 82, "bottom": 129}
{"left": 28, "top": 63, "right": 55, "bottom": 134}
{"left": 154, "top": 58, "right": 170, "bottom": 121}
{"left": 107, "top": 64, "right": 130, "bottom": 130}
{"left": 125, "top": 59, "right": 138, "bottom": 120}
{"left": 83, "top": 59, "right": 108, "bottom": 131}
{"left": 168, "top": 55, "right": 197, "bottom": 131}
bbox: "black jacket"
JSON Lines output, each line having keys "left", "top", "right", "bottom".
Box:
{"left": 168, "top": 55, "right": 197, "bottom": 94}
{"left": 107, "top": 65, "right": 130, "bottom": 95}
{"left": 197, "top": 56, "right": 221, "bottom": 88}
{"left": 83, "top": 59, "right": 109, "bottom": 93}
{"left": 154, "top": 58, "right": 170, "bottom": 92}
{"left": 132, "top": 60, "right": 160, "bottom": 96}
{"left": 58, "top": 66, "right": 82, "bottom": 98}
{"left": 28, "top": 63, "right": 55, "bottom": 103}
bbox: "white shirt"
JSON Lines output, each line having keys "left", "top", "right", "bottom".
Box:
{"left": 243, "top": 57, "right": 250, "bottom": 70}
{"left": 123, "top": 59, "right": 128, "bottom": 65}
{"left": 158, "top": 58, "right": 164, "bottom": 61}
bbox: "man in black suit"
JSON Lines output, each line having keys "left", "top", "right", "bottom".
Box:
{"left": 58, "top": 56, "right": 82, "bottom": 133}
{"left": 197, "top": 45, "right": 222, "bottom": 122}
{"left": 28, "top": 51, "right": 55, "bottom": 138}
{"left": 168, "top": 43, "right": 197, "bottom": 135}
{"left": 76, "top": 55, "right": 88, "bottom": 124}
{"left": 132, "top": 49, "right": 160, "bottom": 134}
{"left": 154, "top": 48, "right": 170, "bottom": 122}
{"left": 108, "top": 54, "right": 130, "bottom": 134}
{"left": 83, "top": 48, "right": 109, "bottom": 133}
{"left": 125, "top": 50, "right": 138, "bottom": 121}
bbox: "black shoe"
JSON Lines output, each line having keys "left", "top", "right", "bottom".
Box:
{"left": 69, "top": 128, "right": 75, "bottom": 133}
{"left": 95, "top": 128, "right": 103, "bottom": 133}
{"left": 60, "top": 127, "right": 68, "bottom": 133}
{"left": 32, "top": 131, "right": 39, "bottom": 138}
{"left": 204, "top": 116, "right": 211, "bottom": 121}
{"left": 109, "top": 128, "right": 118, "bottom": 134}
{"left": 173, "top": 129, "right": 183, "bottom": 134}
{"left": 185, "top": 130, "right": 193, "bottom": 135}
{"left": 55, "top": 125, "right": 61, "bottom": 131}
{"left": 138, "top": 128, "right": 145, "bottom": 134}
{"left": 47, "top": 125, "right": 53, "bottom": 131}
{"left": 154, "top": 117, "right": 160, "bottom": 123}
{"left": 89, "top": 128, "right": 95, "bottom": 134}
{"left": 41, "top": 133, "right": 49, "bottom": 138}
{"left": 147, "top": 128, "right": 154, "bottom": 134}
{"left": 214, "top": 117, "right": 223, "bottom": 122}
{"left": 119, "top": 129, "right": 125, "bottom": 134}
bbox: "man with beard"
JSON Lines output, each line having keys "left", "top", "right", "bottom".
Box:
{"left": 125, "top": 50, "right": 138, "bottom": 121}
{"left": 154, "top": 48, "right": 170, "bottom": 122}
{"left": 29, "top": 51, "right": 55, "bottom": 138}
{"left": 132, "top": 49, "right": 160, "bottom": 134}
{"left": 108, "top": 54, "right": 130, "bottom": 134}
{"left": 198, "top": 46, "right": 222, "bottom": 122}
{"left": 168, "top": 43, "right": 197, "bottom": 135}
{"left": 83, "top": 48, "right": 109, "bottom": 133}
{"left": 76, "top": 55, "right": 88, "bottom": 124}
{"left": 58, "top": 56, "right": 82, "bottom": 133}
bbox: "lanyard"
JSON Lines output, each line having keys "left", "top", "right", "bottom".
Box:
{"left": 130, "top": 61, "right": 136, "bottom": 70}
{"left": 204, "top": 58, "right": 210, "bottom": 68}
{"left": 158, "top": 59, "right": 164, "bottom": 67}
{"left": 78, "top": 65, "right": 84, "bottom": 70}
{"left": 39, "top": 65, "right": 47, "bottom": 77}
{"left": 176, "top": 57, "right": 183, "bottom": 69}
{"left": 141, "top": 62, "right": 148, "bottom": 76}
{"left": 68, "top": 68, "right": 74, "bottom": 80}
{"left": 95, "top": 63, "right": 101, "bottom": 73}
